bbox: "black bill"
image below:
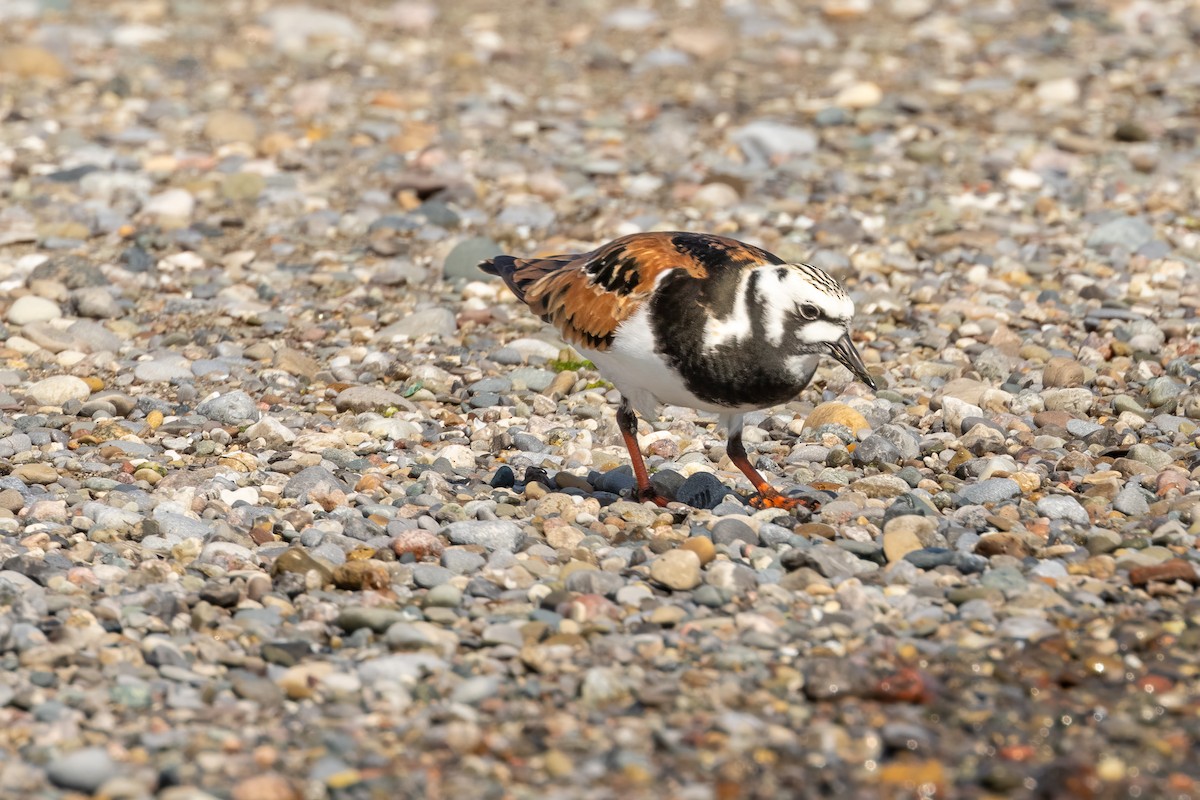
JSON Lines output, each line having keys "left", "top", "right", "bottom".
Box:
{"left": 828, "top": 332, "right": 876, "bottom": 390}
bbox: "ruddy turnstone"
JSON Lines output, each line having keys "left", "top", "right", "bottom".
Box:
{"left": 480, "top": 231, "right": 876, "bottom": 510}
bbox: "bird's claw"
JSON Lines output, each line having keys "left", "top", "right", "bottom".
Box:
{"left": 747, "top": 492, "right": 822, "bottom": 512}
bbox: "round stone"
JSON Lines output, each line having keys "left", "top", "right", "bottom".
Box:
{"left": 7, "top": 295, "right": 62, "bottom": 325}
{"left": 649, "top": 549, "right": 702, "bottom": 591}
{"left": 26, "top": 375, "right": 90, "bottom": 406}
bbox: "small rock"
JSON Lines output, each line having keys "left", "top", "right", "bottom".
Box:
{"left": 834, "top": 81, "right": 883, "bottom": 109}
{"left": 332, "top": 560, "right": 392, "bottom": 591}
{"left": 1086, "top": 216, "right": 1155, "bottom": 251}
{"left": 143, "top": 188, "right": 195, "bottom": 220}
{"left": 1036, "top": 495, "right": 1089, "bottom": 525}
{"left": 710, "top": 518, "right": 757, "bottom": 547}
{"left": 7, "top": 295, "right": 62, "bottom": 325}
{"left": 1128, "top": 559, "right": 1199, "bottom": 587}
{"left": 731, "top": 121, "right": 818, "bottom": 166}
{"left": 423, "top": 584, "right": 463, "bottom": 608}
{"left": 852, "top": 434, "right": 902, "bottom": 467}
{"left": 680, "top": 536, "right": 717, "bottom": 565}
{"left": 649, "top": 549, "right": 702, "bottom": 591}
{"left": 26, "top": 375, "right": 90, "bottom": 406}
{"left": 135, "top": 355, "right": 193, "bottom": 383}
{"left": 283, "top": 466, "right": 348, "bottom": 502}
{"left": 940, "top": 397, "right": 984, "bottom": 436}
{"left": 196, "top": 390, "right": 261, "bottom": 424}
{"left": 71, "top": 287, "right": 123, "bottom": 319}
{"left": 782, "top": 544, "right": 878, "bottom": 579}
{"left": 0, "top": 44, "right": 69, "bottom": 80}
{"left": 803, "top": 402, "right": 870, "bottom": 435}
{"left": 448, "top": 236, "right": 504, "bottom": 281}
{"left": 1041, "top": 357, "right": 1085, "bottom": 388}
{"left": 393, "top": 530, "right": 444, "bottom": 560}
{"left": 1126, "top": 444, "right": 1172, "bottom": 470}
{"left": 882, "top": 527, "right": 924, "bottom": 563}
{"left": 444, "top": 520, "right": 524, "bottom": 552}
{"left": 204, "top": 109, "right": 258, "bottom": 144}
{"left": 377, "top": 307, "right": 456, "bottom": 340}
{"left": 564, "top": 568, "right": 625, "bottom": 596}
{"left": 1086, "top": 530, "right": 1122, "bottom": 555}
{"left": 974, "top": 533, "right": 1032, "bottom": 559}
{"left": 451, "top": 675, "right": 500, "bottom": 705}
{"left": 244, "top": 416, "right": 297, "bottom": 447}
{"left": 334, "top": 385, "right": 413, "bottom": 413}
{"left": 1146, "top": 377, "right": 1182, "bottom": 408}
{"left": 675, "top": 472, "right": 731, "bottom": 510}
{"left": 956, "top": 478, "right": 1020, "bottom": 506}
{"left": 230, "top": 773, "right": 301, "bottom": 800}
{"left": 13, "top": 463, "right": 59, "bottom": 485}
{"left": 1035, "top": 77, "right": 1080, "bottom": 108}
{"left": 46, "top": 747, "right": 119, "bottom": 793}
{"left": 1112, "top": 484, "right": 1151, "bottom": 516}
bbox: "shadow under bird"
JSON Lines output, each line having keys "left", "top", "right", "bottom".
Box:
{"left": 481, "top": 231, "right": 876, "bottom": 510}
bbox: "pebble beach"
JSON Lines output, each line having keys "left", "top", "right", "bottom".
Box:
{"left": 1, "top": 0, "right": 1199, "bottom": 798}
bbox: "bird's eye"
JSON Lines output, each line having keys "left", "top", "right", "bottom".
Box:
{"left": 799, "top": 304, "right": 820, "bottom": 320}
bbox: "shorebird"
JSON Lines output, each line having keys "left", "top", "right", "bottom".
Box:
{"left": 481, "top": 231, "right": 876, "bottom": 509}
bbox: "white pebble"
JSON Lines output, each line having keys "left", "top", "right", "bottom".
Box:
{"left": 6, "top": 295, "right": 62, "bottom": 325}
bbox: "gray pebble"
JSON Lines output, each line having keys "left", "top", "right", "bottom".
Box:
{"left": 441, "top": 549, "right": 486, "bottom": 574}
{"left": 444, "top": 520, "right": 524, "bottom": 551}
{"left": 956, "top": 478, "right": 1020, "bottom": 506}
{"left": 413, "top": 563, "right": 454, "bottom": 588}
{"left": 46, "top": 747, "right": 119, "bottom": 793}
{"left": 1036, "top": 495, "right": 1090, "bottom": 525}
{"left": 195, "top": 390, "right": 261, "bottom": 424}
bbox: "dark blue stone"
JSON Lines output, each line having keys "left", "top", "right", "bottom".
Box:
{"left": 675, "top": 472, "right": 730, "bottom": 510}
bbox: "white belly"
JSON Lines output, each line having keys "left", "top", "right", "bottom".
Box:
{"left": 579, "top": 306, "right": 761, "bottom": 418}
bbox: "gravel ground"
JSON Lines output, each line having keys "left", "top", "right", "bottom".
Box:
{"left": 2, "top": 0, "right": 1200, "bottom": 798}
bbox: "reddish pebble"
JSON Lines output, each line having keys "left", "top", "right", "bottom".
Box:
{"left": 392, "top": 529, "right": 444, "bottom": 561}
{"left": 1128, "top": 559, "right": 1199, "bottom": 587}
{"left": 871, "top": 667, "right": 933, "bottom": 704}
{"left": 1156, "top": 470, "right": 1190, "bottom": 497}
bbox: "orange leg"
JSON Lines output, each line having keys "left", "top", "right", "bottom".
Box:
{"left": 616, "top": 401, "right": 670, "bottom": 507}
{"left": 727, "top": 425, "right": 820, "bottom": 512}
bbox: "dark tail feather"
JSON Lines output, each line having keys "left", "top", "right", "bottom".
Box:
{"left": 481, "top": 252, "right": 581, "bottom": 306}
{"left": 479, "top": 254, "right": 528, "bottom": 302}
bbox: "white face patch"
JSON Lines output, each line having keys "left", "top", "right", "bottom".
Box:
{"left": 762, "top": 266, "right": 855, "bottom": 346}
{"left": 797, "top": 319, "right": 846, "bottom": 344}
{"left": 701, "top": 269, "right": 753, "bottom": 350}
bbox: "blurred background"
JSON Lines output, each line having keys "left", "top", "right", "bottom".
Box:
{"left": 3, "top": 0, "right": 1197, "bottom": 291}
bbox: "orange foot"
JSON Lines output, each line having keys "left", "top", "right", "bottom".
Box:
{"left": 748, "top": 492, "right": 822, "bottom": 512}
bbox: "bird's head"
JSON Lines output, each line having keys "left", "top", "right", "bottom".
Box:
{"left": 779, "top": 263, "right": 876, "bottom": 390}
